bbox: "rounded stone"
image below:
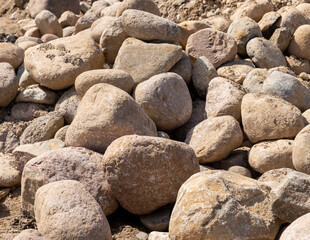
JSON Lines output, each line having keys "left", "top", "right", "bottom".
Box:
{"left": 11, "top": 103, "right": 47, "bottom": 121}
{"left": 116, "top": 0, "right": 160, "bottom": 17}
{"left": 0, "top": 62, "right": 18, "bottom": 107}
{"left": 90, "top": 16, "right": 115, "bottom": 43}
{"left": 286, "top": 55, "right": 310, "bottom": 75}
{"left": 35, "top": 10, "right": 63, "bottom": 37}
{"left": 0, "top": 152, "right": 21, "bottom": 187}
{"left": 169, "top": 53, "right": 192, "bottom": 85}
{"left": 280, "top": 212, "right": 310, "bottom": 240}
{"left": 243, "top": 68, "right": 268, "bottom": 93}
{"left": 0, "top": 42, "right": 24, "bottom": 69}
{"left": 288, "top": 25, "right": 310, "bottom": 63}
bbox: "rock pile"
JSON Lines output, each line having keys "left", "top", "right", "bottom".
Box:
{"left": 2, "top": 0, "right": 310, "bottom": 239}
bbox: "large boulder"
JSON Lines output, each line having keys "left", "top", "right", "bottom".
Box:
{"left": 0, "top": 62, "right": 18, "bottom": 107}
{"left": 103, "top": 135, "right": 199, "bottom": 215}
{"left": 34, "top": 180, "right": 112, "bottom": 240}
{"left": 169, "top": 170, "right": 280, "bottom": 240}
{"left": 13, "top": 229, "right": 50, "bottom": 240}
{"left": 280, "top": 212, "right": 310, "bottom": 240}
{"left": 288, "top": 25, "right": 310, "bottom": 63}
{"left": 65, "top": 83, "right": 157, "bottom": 153}
{"left": 0, "top": 153, "right": 21, "bottom": 187}
{"left": 35, "top": 10, "right": 63, "bottom": 37}
{"left": 116, "top": 0, "right": 160, "bottom": 17}
{"left": 24, "top": 34, "right": 104, "bottom": 90}
{"left": 0, "top": 43, "right": 24, "bottom": 69}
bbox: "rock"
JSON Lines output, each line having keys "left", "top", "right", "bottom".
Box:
{"left": 169, "top": 170, "right": 280, "bottom": 240}
{"left": 0, "top": 42, "right": 24, "bottom": 69}
{"left": 249, "top": 140, "right": 295, "bottom": 174}
{"left": 185, "top": 116, "right": 243, "bottom": 164}
{"left": 18, "top": 41, "right": 40, "bottom": 51}
{"left": 15, "top": 36, "right": 43, "bottom": 45}
{"left": 206, "top": 77, "right": 246, "bottom": 121}
{"left": 269, "top": 27, "right": 291, "bottom": 52}
{"left": 90, "top": 16, "right": 115, "bottom": 43}
{"left": 134, "top": 73, "right": 192, "bottom": 131}
{"left": 99, "top": 17, "right": 128, "bottom": 64}
{"left": 259, "top": 168, "right": 310, "bottom": 223}
{"left": 75, "top": 11, "right": 99, "bottom": 34}
{"left": 296, "top": 3, "right": 310, "bottom": 18}
{"left": 103, "top": 135, "right": 199, "bottom": 215}
{"left": 204, "top": 16, "right": 231, "bottom": 33}
{"left": 0, "top": 188, "right": 11, "bottom": 200}
{"left": 169, "top": 53, "right": 192, "bottom": 85}
{"left": 192, "top": 56, "right": 217, "bottom": 98}
{"left": 20, "top": 111, "right": 64, "bottom": 145}
{"left": 258, "top": 11, "right": 281, "bottom": 39}
{"left": 114, "top": 38, "right": 182, "bottom": 86}
{"left": 17, "top": 19, "right": 37, "bottom": 34}
{"left": 13, "top": 229, "right": 50, "bottom": 240}
{"left": 116, "top": 0, "right": 160, "bottom": 17}
{"left": 246, "top": 37, "right": 287, "bottom": 69}
{"left": 269, "top": 66, "right": 296, "bottom": 76}
{"left": 18, "top": 66, "right": 37, "bottom": 89}
{"left": 279, "top": 212, "right": 310, "bottom": 240}
{"left": 0, "top": 152, "right": 21, "bottom": 187}
{"left": 276, "top": 6, "right": 309, "bottom": 35}
{"left": 186, "top": 28, "right": 237, "bottom": 68}
{"left": 286, "top": 55, "right": 310, "bottom": 75}
{"left": 148, "top": 232, "right": 170, "bottom": 240}
{"left": 217, "top": 60, "right": 255, "bottom": 84}
{"left": 241, "top": 93, "right": 306, "bottom": 143}
{"left": 54, "top": 125, "right": 69, "bottom": 141}
{"left": 35, "top": 10, "right": 62, "bottom": 37}
{"left": 75, "top": 69, "right": 134, "bottom": 97}
{"left": 16, "top": 85, "right": 58, "bottom": 105}
{"left": 63, "top": 26, "right": 75, "bottom": 37}
{"left": 24, "top": 27, "right": 41, "bottom": 38}
{"left": 178, "top": 21, "right": 210, "bottom": 49}
{"left": 22, "top": 147, "right": 118, "bottom": 217}
{"left": 24, "top": 34, "right": 104, "bottom": 90}
{"left": 214, "top": 147, "right": 250, "bottom": 171}
{"left": 227, "top": 17, "right": 262, "bottom": 56}
{"left": 288, "top": 25, "right": 310, "bottom": 63}
{"left": 262, "top": 71, "right": 310, "bottom": 111}
{"left": 303, "top": 109, "right": 310, "bottom": 124}
{"left": 173, "top": 100, "right": 206, "bottom": 141}
{"left": 13, "top": 139, "right": 65, "bottom": 171}
{"left": 136, "top": 232, "right": 148, "bottom": 240}
{"left": 34, "top": 180, "right": 112, "bottom": 240}
{"left": 41, "top": 34, "right": 58, "bottom": 42}
{"left": 122, "top": 10, "right": 181, "bottom": 42}
{"left": 91, "top": 0, "right": 110, "bottom": 16}
{"left": 58, "top": 11, "right": 79, "bottom": 28}
{"left": 231, "top": 0, "right": 273, "bottom": 22}
{"left": 100, "top": 3, "right": 121, "bottom": 17}
{"left": 11, "top": 103, "right": 47, "bottom": 121}
{"left": 0, "top": 62, "right": 18, "bottom": 107}
{"left": 65, "top": 83, "right": 157, "bottom": 153}
{"left": 157, "top": 131, "right": 170, "bottom": 139}
{"left": 28, "top": 0, "right": 80, "bottom": 18}
{"left": 54, "top": 87, "right": 80, "bottom": 124}
{"left": 227, "top": 166, "right": 252, "bottom": 177}
{"left": 140, "top": 204, "right": 172, "bottom": 231}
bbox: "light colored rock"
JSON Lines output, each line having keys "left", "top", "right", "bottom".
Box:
{"left": 58, "top": 11, "right": 79, "bottom": 28}
{"left": 35, "top": 10, "right": 62, "bottom": 37}
{"left": 140, "top": 204, "right": 172, "bottom": 231}
{"left": 17, "top": 19, "right": 37, "bottom": 34}
{"left": 262, "top": 71, "right": 310, "bottom": 111}
{"left": 54, "top": 125, "right": 69, "bottom": 141}
{"left": 15, "top": 36, "right": 43, "bottom": 45}
{"left": 185, "top": 116, "right": 243, "bottom": 164}
{"left": 91, "top": 0, "right": 110, "bottom": 15}
{"left": 63, "top": 26, "right": 75, "bottom": 37}
{"left": 134, "top": 73, "right": 192, "bottom": 131}
{"left": 103, "top": 135, "right": 199, "bottom": 215}
{"left": 280, "top": 212, "right": 310, "bottom": 240}
{"left": 246, "top": 37, "right": 287, "bottom": 69}
{"left": 114, "top": 38, "right": 182, "bottom": 86}
{"left": 204, "top": 16, "right": 231, "bottom": 33}
{"left": 288, "top": 25, "right": 310, "bottom": 63}
{"left": 13, "top": 229, "right": 50, "bottom": 240}
{"left": 100, "top": 2, "right": 121, "bottom": 17}
{"left": 186, "top": 28, "right": 237, "bottom": 68}
{"left": 258, "top": 11, "right": 281, "bottom": 38}
{"left": 34, "top": 180, "right": 112, "bottom": 240}
{"left": 20, "top": 111, "right": 64, "bottom": 145}
{"left": 11, "top": 103, "right": 47, "bottom": 121}
{"left": 249, "top": 140, "right": 295, "bottom": 174}
{"left": 169, "top": 53, "right": 192, "bottom": 85}
{"left": 24, "top": 34, "right": 104, "bottom": 90}
{"left": 24, "top": 27, "right": 41, "bottom": 38}
{"left": 18, "top": 41, "right": 40, "bottom": 51}
{"left": 116, "top": 0, "right": 160, "bottom": 17}
{"left": 227, "top": 17, "right": 262, "bottom": 56}
{"left": 17, "top": 64, "right": 36, "bottom": 89}
{"left": 286, "top": 55, "right": 310, "bottom": 75}
{"left": 0, "top": 152, "right": 21, "bottom": 187}
{"left": 41, "top": 33, "right": 58, "bottom": 42}
{"left": 241, "top": 93, "right": 306, "bottom": 143}
{"left": 0, "top": 188, "right": 10, "bottom": 200}
{"left": 296, "top": 3, "right": 310, "bottom": 18}
{"left": 22, "top": 147, "right": 118, "bottom": 217}
{"left": 65, "top": 83, "right": 157, "bottom": 153}
{"left": 0, "top": 42, "right": 24, "bottom": 69}
{"left": 169, "top": 170, "right": 280, "bottom": 240}
{"left": 227, "top": 166, "right": 252, "bottom": 177}
{"left": 75, "top": 69, "right": 134, "bottom": 97}
{"left": 259, "top": 168, "right": 310, "bottom": 223}
{"left": 206, "top": 77, "right": 246, "bottom": 121}
{"left": 90, "top": 16, "right": 115, "bottom": 43}
{"left": 269, "top": 27, "right": 291, "bottom": 52}
{"left": 75, "top": 11, "right": 99, "bottom": 34}
{"left": 0, "top": 62, "right": 18, "bottom": 107}
{"left": 148, "top": 232, "right": 170, "bottom": 240}
{"left": 16, "top": 85, "right": 58, "bottom": 105}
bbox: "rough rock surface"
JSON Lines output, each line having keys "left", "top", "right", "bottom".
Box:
{"left": 288, "top": 24, "right": 310, "bottom": 63}
{"left": 0, "top": 152, "right": 21, "bottom": 187}
{"left": 280, "top": 212, "right": 310, "bottom": 240}
{"left": 0, "top": 62, "right": 18, "bottom": 107}
{"left": 0, "top": 42, "right": 24, "bottom": 69}
{"left": 116, "top": 0, "right": 160, "bottom": 17}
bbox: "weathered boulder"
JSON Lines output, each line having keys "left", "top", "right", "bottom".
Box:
{"left": 75, "top": 11, "right": 99, "bottom": 33}
{"left": 0, "top": 43, "right": 24, "bottom": 69}
{"left": 288, "top": 25, "right": 310, "bottom": 63}
{"left": 0, "top": 62, "right": 18, "bottom": 107}
{"left": 58, "top": 11, "right": 79, "bottom": 28}
{"left": 0, "top": 152, "right": 21, "bottom": 187}
{"left": 242, "top": 68, "right": 268, "bottom": 93}
{"left": 169, "top": 53, "right": 192, "bottom": 85}
{"left": 280, "top": 212, "right": 310, "bottom": 240}
{"left": 35, "top": 10, "right": 62, "bottom": 37}
{"left": 11, "top": 103, "right": 47, "bottom": 121}
{"left": 13, "top": 229, "right": 50, "bottom": 240}
{"left": 90, "top": 16, "right": 115, "bottom": 43}
{"left": 116, "top": 0, "right": 160, "bottom": 17}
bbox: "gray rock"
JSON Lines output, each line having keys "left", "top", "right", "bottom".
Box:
{"left": 0, "top": 152, "right": 21, "bottom": 187}
{"left": 11, "top": 103, "right": 47, "bottom": 121}
{"left": 269, "top": 27, "right": 291, "bottom": 52}
{"left": 169, "top": 53, "right": 192, "bottom": 85}
{"left": 140, "top": 204, "right": 172, "bottom": 231}
{"left": 16, "top": 84, "right": 58, "bottom": 105}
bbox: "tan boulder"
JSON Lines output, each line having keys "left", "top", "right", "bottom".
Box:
{"left": 0, "top": 62, "right": 19, "bottom": 107}
{"left": 228, "top": 166, "right": 252, "bottom": 177}
{"left": 288, "top": 25, "right": 310, "bottom": 63}
{"left": 75, "top": 11, "right": 99, "bottom": 33}
{"left": 280, "top": 212, "right": 310, "bottom": 240}
{"left": 35, "top": 10, "right": 62, "bottom": 37}
{"left": 296, "top": 3, "right": 310, "bottom": 18}
{"left": 91, "top": 0, "right": 110, "bottom": 16}
{"left": 103, "top": 135, "right": 199, "bottom": 215}
{"left": 269, "top": 27, "right": 291, "bottom": 52}
{"left": 169, "top": 52, "right": 192, "bottom": 85}
{"left": 0, "top": 42, "right": 24, "bottom": 69}
{"left": 13, "top": 229, "right": 50, "bottom": 240}
{"left": 54, "top": 125, "right": 69, "bottom": 141}
{"left": 100, "top": 2, "right": 121, "bottom": 17}
{"left": 41, "top": 33, "right": 58, "bottom": 42}
{"left": 286, "top": 55, "right": 310, "bottom": 75}
{"left": 258, "top": 11, "right": 281, "bottom": 38}
{"left": 0, "top": 152, "right": 21, "bottom": 187}
{"left": 116, "top": 0, "right": 160, "bottom": 17}
{"left": 11, "top": 103, "right": 47, "bottom": 121}
{"left": 58, "top": 11, "right": 79, "bottom": 28}
{"left": 90, "top": 16, "right": 115, "bottom": 43}
{"left": 185, "top": 116, "right": 243, "bottom": 164}
{"left": 292, "top": 125, "right": 310, "bottom": 174}
{"left": 65, "top": 83, "right": 157, "bottom": 153}
{"left": 242, "top": 68, "right": 268, "bottom": 93}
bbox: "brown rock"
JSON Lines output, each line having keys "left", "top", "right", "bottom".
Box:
{"left": 227, "top": 166, "right": 252, "bottom": 178}
{"left": 13, "top": 229, "right": 50, "bottom": 240}
{"left": 16, "top": 84, "right": 58, "bottom": 105}
{"left": 90, "top": 16, "right": 115, "bottom": 43}
{"left": 58, "top": 11, "right": 79, "bottom": 28}
{"left": 54, "top": 125, "right": 69, "bottom": 141}
{"left": 0, "top": 62, "right": 18, "bottom": 107}
{"left": 41, "top": 34, "right": 58, "bottom": 42}
{"left": 0, "top": 152, "right": 21, "bottom": 187}
{"left": 91, "top": 0, "right": 110, "bottom": 16}
{"left": 0, "top": 43, "right": 24, "bottom": 69}
{"left": 103, "top": 135, "right": 199, "bottom": 215}
{"left": 169, "top": 52, "right": 192, "bottom": 85}
{"left": 65, "top": 83, "right": 157, "bottom": 153}
{"left": 258, "top": 11, "right": 281, "bottom": 39}
{"left": 279, "top": 212, "right": 310, "bottom": 240}
{"left": 242, "top": 68, "right": 268, "bottom": 93}
{"left": 24, "top": 27, "right": 41, "bottom": 38}
{"left": 11, "top": 103, "right": 47, "bottom": 121}
{"left": 116, "top": 0, "right": 160, "bottom": 17}
{"left": 288, "top": 25, "right": 310, "bottom": 63}
{"left": 286, "top": 55, "right": 310, "bottom": 75}
{"left": 100, "top": 2, "right": 121, "bottom": 17}
{"left": 269, "top": 27, "right": 291, "bottom": 52}
{"left": 75, "top": 11, "right": 99, "bottom": 34}
{"left": 296, "top": 3, "right": 310, "bottom": 18}
{"left": 35, "top": 10, "right": 63, "bottom": 37}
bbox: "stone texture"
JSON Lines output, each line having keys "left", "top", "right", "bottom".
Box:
{"left": 16, "top": 84, "right": 58, "bottom": 105}
{"left": 148, "top": 232, "right": 170, "bottom": 240}
{"left": 186, "top": 28, "right": 237, "bottom": 68}
{"left": 243, "top": 68, "right": 268, "bottom": 93}
{"left": 134, "top": 73, "right": 192, "bottom": 131}
{"left": 169, "top": 170, "right": 280, "bottom": 240}
{"left": 65, "top": 83, "right": 157, "bottom": 153}
{"left": 169, "top": 53, "right": 192, "bottom": 85}
{"left": 280, "top": 212, "right": 310, "bottom": 240}
{"left": 0, "top": 62, "right": 18, "bottom": 107}
{"left": 249, "top": 140, "right": 295, "bottom": 174}
{"left": 269, "top": 27, "right": 291, "bottom": 52}
{"left": 90, "top": 16, "right": 115, "bottom": 43}
{"left": 0, "top": 188, "right": 10, "bottom": 200}
{"left": 258, "top": 11, "right": 281, "bottom": 39}
{"left": 54, "top": 125, "right": 69, "bottom": 141}
{"left": 0, "top": 152, "right": 20, "bottom": 187}
{"left": 11, "top": 103, "right": 47, "bottom": 121}
{"left": 75, "top": 69, "right": 134, "bottom": 97}
{"left": 286, "top": 55, "right": 310, "bottom": 75}
{"left": 296, "top": 3, "right": 310, "bottom": 17}
{"left": 24, "top": 34, "right": 104, "bottom": 90}
{"left": 41, "top": 34, "right": 58, "bottom": 43}
{"left": 22, "top": 147, "right": 118, "bottom": 217}
{"left": 0, "top": 42, "right": 24, "bottom": 69}
{"left": 241, "top": 93, "right": 306, "bottom": 143}
{"left": 288, "top": 25, "right": 310, "bottom": 63}
{"left": 228, "top": 166, "right": 252, "bottom": 178}
{"left": 13, "top": 229, "right": 50, "bottom": 240}
{"left": 58, "top": 11, "right": 79, "bottom": 28}
{"left": 114, "top": 38, "right": 182, "bottom": 85}
{"left": 35, "top": 10, "right": 62, "bottom": 37}
{"left": 100, "top": 3, "right": 121, "bottom": 17}
{"left": 185, "top": 116, "right": 243, "bottom": 164}
{"left": 34, "top": 180, "right": 112, "bottom": 240}
{"left": 259, "top": 168, "right": 310, "bottom": 223}
{"left": 116, "top": 0, "right": 160, "bottom": 17}
{"left": 246, "top": 37, "right": 287, "bottom": 69}
{"left": 20, "top": 111, "right": 64, "bottom": 145}
{"left": 18, "top": 67, "right": 37, "bottom": 88}
{"left": 140, "top": 204, "right": 172, "bottom": 231}
{"left": 206, "top": 77, "right": 246, "bottom": 121}
{"left": 91, "top": 0, "right": 110, "bottom": 16}
{"left": 103, "top": 135, "right": 199, "bottom": 215}
{"left": 75, "top": 11, "right": 100, "bottom": 33}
